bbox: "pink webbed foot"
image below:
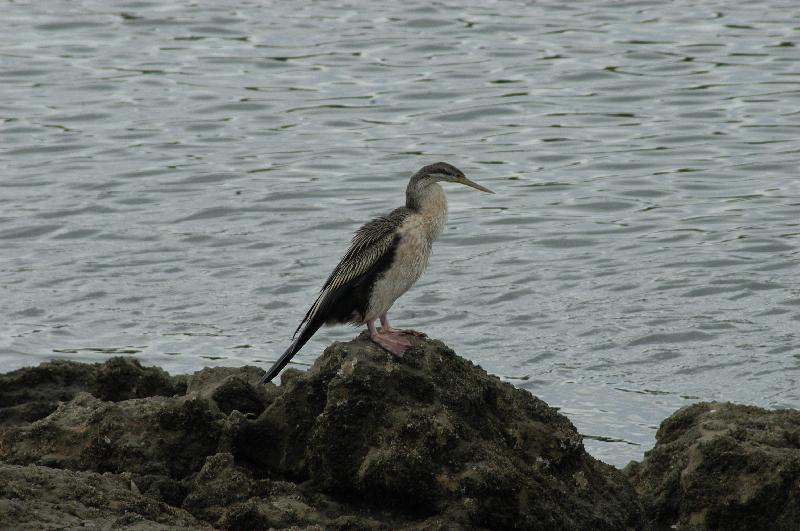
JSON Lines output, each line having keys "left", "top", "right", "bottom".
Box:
{"left": 368, "top": 320, "right": 411, "bottom": 358}
{"left": 378, "top": 315, "right": 427, "bottom": 338}
{"left": 371, "top": 332, "right": 411, "bottom": 357}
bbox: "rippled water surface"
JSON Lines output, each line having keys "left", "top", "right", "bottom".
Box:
{"left": 3, "top": 0, "right": 800, "bottom": 466}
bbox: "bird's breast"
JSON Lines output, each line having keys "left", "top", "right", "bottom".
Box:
{"left": 365, "top": 214, "right": 439, "bottom": 320}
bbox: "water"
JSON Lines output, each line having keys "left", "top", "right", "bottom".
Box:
{"left": 2, "top": 0, "right": 799, "bottom": 467}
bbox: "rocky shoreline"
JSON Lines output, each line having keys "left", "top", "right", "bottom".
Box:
{"left": 1, "top": 335, "right": 798, "bottom": 530}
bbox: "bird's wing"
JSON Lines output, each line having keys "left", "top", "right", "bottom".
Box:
{"left": 293, "top": 206, "right": 410, "bottom": 337}
{"left": 260, "top": 207, "right": 410, "bottom": 385}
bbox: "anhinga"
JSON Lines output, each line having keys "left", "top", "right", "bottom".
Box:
{"left": 260, "top": 162, "right": 493, "bottom": 384}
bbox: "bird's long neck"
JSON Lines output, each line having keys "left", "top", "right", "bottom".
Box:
{"left": 408, "top": 182, "right": 448, "bottom": 242}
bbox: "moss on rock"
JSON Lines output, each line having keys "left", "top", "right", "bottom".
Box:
{"left": 626, "top": 401, "right": 800, "bottom": 530}
{"left": 234, "top": 334, "right": 643, "bottom": 530}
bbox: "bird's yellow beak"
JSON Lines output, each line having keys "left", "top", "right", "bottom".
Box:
{"left": 458, "top": 175, "right": 494, "bottom": 194}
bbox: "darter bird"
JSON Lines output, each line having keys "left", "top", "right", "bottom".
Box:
{"left": 260, "top": 162, "right": 493, "bottom": 384}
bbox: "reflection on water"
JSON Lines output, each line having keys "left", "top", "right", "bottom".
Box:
{"left": 2, "top": 0, "right": 799, "bottom": 466}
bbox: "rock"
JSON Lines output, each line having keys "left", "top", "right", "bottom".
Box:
{"left": 235, "top": 333, "right": 644, "bottom": 530}
{"left": 181, "top": 452, "right": 385, "bottom": 530}
{"left": 0, "top": 357, "right": 184, "bottom": 430}
{"left": 0, "top": 338, "right": 646, "bottom": 529}
{"left": 0, "top": 462, "right": 209, "bottom": 530}
{"left": 185, "top": 366, "right": 278, "bottom": 416}
{"left": 0, "top": 359, "right": 96, "bottom": 429}
{"left": 0, "top": 391, "right": 222, "bottom": 478}
{"left": 6, "top": 345, "right": 800, "bottom": 530}
{"left": 86, "top": 356, "right": 184, "bottom": 402}
{"left": 626, "top": 401, "right": 800, "bottom": 530}
{"left": 181, "top": 452, "right": 262, "bottom": 523}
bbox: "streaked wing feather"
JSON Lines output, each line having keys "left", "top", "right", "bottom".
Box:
{"left": 292, "top": 207, "right": 410, "bottom": 337}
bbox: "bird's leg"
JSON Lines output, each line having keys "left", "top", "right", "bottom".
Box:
{"left": 378, "top": 315, "right": 397, "bottom": 334}
{"left": 368, "top": 320, "right": 410, "bottom": 357}
{"left": 380, "top": 314, "right": 427, "bottom": 338}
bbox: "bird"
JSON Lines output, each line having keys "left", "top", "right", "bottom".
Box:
{"left": 259, "top": 162, "right": 493, "bottom": 384}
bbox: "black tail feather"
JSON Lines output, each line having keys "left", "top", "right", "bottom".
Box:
{"left": 259, "top": 317, "right": 324, "bottom": 384}
{"left": 261, "top": 274, "right": 369, "bottom": 385}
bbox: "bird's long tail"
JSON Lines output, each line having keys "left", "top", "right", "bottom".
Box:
{"left": 259, "top": 317, "right": 324, "bottom": 384}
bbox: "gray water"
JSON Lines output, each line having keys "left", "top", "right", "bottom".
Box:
{"left": 2, "top": 0, "right": 799, "bottom": 467}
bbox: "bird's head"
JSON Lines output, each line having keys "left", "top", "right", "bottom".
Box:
{"left": 410, "top": 162, "right": 494, "bottom": 195}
